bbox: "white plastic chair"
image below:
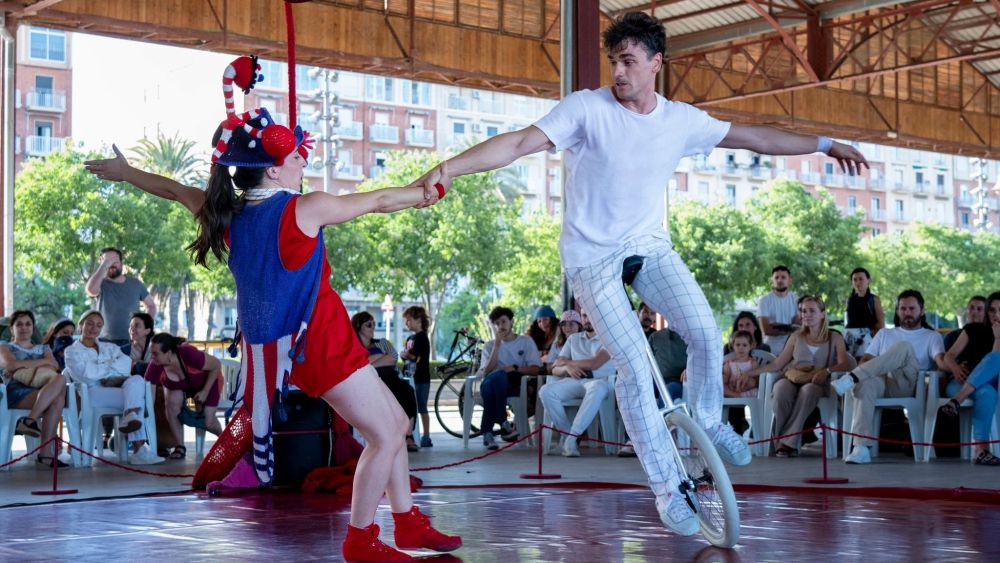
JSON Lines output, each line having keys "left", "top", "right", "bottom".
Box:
{"left": 840, "top": 370, "right": 931, "bottom": 462}
{"left": 922, "top": 371, "right": 1000, "bottom": 462}
{"left": 77, "top": 379, "right": 157, "bottom": 466}
{"left": 540, "top": 374, "right": 618, "bottom": 455}
{"left": 758, "top": 371, "right": 842, "bottom": 459}
{"left": 722, "top": 350, "right": 776, "bottom": 457}
{"left": 0, "top": 381, "right": 82, "bottom": 468}
{"left": 462, "top": 371, "right": 540, "bottom": 448}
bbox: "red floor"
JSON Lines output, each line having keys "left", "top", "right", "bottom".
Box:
{"left": 4, "top": 486, "right": 999, "bottom": 561}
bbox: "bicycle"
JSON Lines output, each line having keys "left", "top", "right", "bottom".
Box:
{"left": 621, "top": 255, "right": 740, "bottom": 548}
{"left": 433, "top": 328, "right": 485, "bottom": 439}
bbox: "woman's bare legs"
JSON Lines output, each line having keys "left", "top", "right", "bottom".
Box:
{"left": 16, "top": 374, "right": 67, "bottom": 458}
{"left": 322, "top": 365, "right": 412, "bottom": 527}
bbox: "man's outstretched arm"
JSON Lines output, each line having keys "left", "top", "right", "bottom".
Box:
{"left": 718, "top": 124, "right": 869, "bottom": 176}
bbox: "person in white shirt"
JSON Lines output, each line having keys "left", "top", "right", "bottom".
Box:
{"left": 758, "top": 265, "right": 800, "bottom": 354}
{"left": 410, "top": 12, "right": 869, "bottom": 536}
{"left": 64, "top": 310, "right": 163, "bottom": 465}
{"left": 477, "top": 306, "right": 542, "bottom": 450}
{"left": 832, "top": 290, "right": 946, "bottom": 464}
{"left": 539, "top": 311, "right": 615, "bottom": 457}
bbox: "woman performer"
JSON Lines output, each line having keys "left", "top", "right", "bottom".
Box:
{"left": 84, "top": 56, "right": 458, "bottom": 562}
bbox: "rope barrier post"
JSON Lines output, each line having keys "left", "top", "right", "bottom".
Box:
{"left": 32, "top": 437, "right": 78, "bottom": 496}
{"left": 803, "top": 425, "right": 849, "bottom": 485}
{"left": 520, "top": 425, "right": 561, "bottom": 480}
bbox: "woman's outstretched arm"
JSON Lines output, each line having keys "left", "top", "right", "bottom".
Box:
{"left": 84, "top": 144, "right": 205, "bottom": 216}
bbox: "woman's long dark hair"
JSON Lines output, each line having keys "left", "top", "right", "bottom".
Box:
{"left": 130, "top": 312, "right": 155, "bottom": 358}
{"left": 43, "top": 319, "right": 75, "bottom": 346}
{"left": 188, "top": 125, "right": 266, "bottom": 266}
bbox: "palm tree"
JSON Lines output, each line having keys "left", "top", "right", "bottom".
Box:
{"left": 131, "top": 131, "right": 205, "bottom": 187}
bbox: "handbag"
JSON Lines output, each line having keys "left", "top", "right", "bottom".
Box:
{"left": 11, "top": 366, "right": 59, "bottom": 388}
{"left": 784, "top": 338, "right": 834, "bottom": 385}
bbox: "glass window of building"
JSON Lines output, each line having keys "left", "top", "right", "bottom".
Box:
{"left": 366, "top": 77, "right": 395, "bottom": 102}
{"left": 402, "top": 80, "right": 431, "bottom": 105}
{"left": 257, "top": 60, "right": 285, "bottom": 89}
{"left": 29, "top": 27, "right": 65, "bottom": 62}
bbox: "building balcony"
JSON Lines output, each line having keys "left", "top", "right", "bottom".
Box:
{"left": 336, "top": 163, "right": 364, "bottom": 180}
{"left": 846, "top": 176, "right": 867, "bottom": 189}
{"left": 369, "top": 124, "right": 400, "bottom": 144}
{"left": 748, "top": 166, "right": 772, "bottom": 180}
{"left": 447, "top": 95, "right": 471, "bottom": 111}
{"left": 823, "top": 173, "right": 846, "bottom": 187}
{"left": 722, "top": 165, "right": 743, "bottom": 177}
{"left": 298, "top": 116, "right": 320, "bottom": 133}
{"left": 870, "top": 208, "right": 887, "bottom": 221}
{"left": 334, "top": 121, "right": 363, "bottom": 140}
{"left": 774, "top": 169, "right": 798, "bottom": 181}
{"left": 800, "top": 172, "right": 822, "bottom": 185}
{"left": 934, "top": 186, "right": 949, "bottom": 199}
{"left": 369, "top": 166, "right": 386, "bottom": 179}
{"left": 869, "top": 178, "right": 886, "bottom": 191}
{"left": 838, "top": 206, "right": 859, "bottom": 217}
{"left": 958, "top": 195, "right": 975, "bottom": 207}
{"left": 25, "top": 89, "right": 66, "bottom": 112}
{"left": 692, "top": 163, "right": 717, "bottom": 173}
{"left": 404, "top": 128, "right": 435, "bottom": 147}
{"left": 892, "top": 211, "right": 909, "bottom": 222}
{"left": 892, "top": 182, "right": 909, "bottom": 193}
{"left": 478, "top": 98, "right": 504, "bottom": 114}
{"left": 25, "top": 135, "right": 65, "bottom": 156}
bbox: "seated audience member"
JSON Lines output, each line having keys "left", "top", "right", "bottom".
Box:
{"left": 722, "top": 331, "right": 762, "bottom": 400}
{"left": 0, "top": 310, "right": 69, "bottom": 468}
{"left": 352, "top": 311, "right": 419, "bottom": 452}
{"left": 724, "top": 311, "right": 771, "bottom": 354}
{"left": 944, "top": 296, "right": 987, "bottom": 352}
{"left": 527, "top": 305, "right": 558, "bottom": 365}
{"left": 539, "top": 311, "right": 614, "bottom": 457}
{"left": 747, "top": 296, "right": 853, "bottom": 457}
{"left": 831, "top": 290, "right": 945, "bottom": 464}
{"left": 478, "top": 306, "right": 542, "bottom": 450}
{"left": 547, "top": 310, "right": 583, "bottom": 373}
{"left": 939, "top": 291, "right": 1000, "bottom": 465}
{"left": 65, "top": 310, "right": 163, "bottom": 465}
{"left": 145, "top": 333, "right": 224, "bottom": 459}
{"left": 843, "top": 268, "right": 886, "bottom": 360}
{"left": 401, "top": 306, "right": 433, "bottom": 449}
{"left": 42, "top": 318, "right": 76, "bottom": 371}
{"left": 638, "top": 302, "right": 657, "bottom": 338}
{"left": 121, "top": 312, "right": 154, "bottom": 376}
{"left": 649, "top": 327, "right": 687, "bottom": 402}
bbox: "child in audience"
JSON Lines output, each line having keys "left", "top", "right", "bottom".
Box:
{"left": 722, "top": 331, "right": 760, "bottom": 399}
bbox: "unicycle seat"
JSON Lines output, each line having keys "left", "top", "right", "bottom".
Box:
{"left": 622, "top": 255, "right": 644, "bottom": 286}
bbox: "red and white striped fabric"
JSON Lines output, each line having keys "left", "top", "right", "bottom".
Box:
{"left": 236, "top": 334, "right": 295, "bottom": 485}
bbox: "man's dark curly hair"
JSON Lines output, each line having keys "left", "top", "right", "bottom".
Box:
{"left": 602, "top": 11, "right": 666, "bottom": 58}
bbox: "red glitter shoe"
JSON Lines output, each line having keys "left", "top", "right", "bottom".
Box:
{"left": 342, "top": 523, "right": 413, "bottom": 562}
{"left": 392, "top": 506, "right": 462, "bottom": 552}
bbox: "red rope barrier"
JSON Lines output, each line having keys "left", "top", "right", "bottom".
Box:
{"left": 62, "top": 440, "right": 195, "bottom": 479}
{"left": 0, "top": 436, "right": 56, "bottom": 469}
{"left": 410, "top": 428, "right": 541, "bottom": 472}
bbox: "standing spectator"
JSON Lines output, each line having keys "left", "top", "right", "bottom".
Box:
{"left": 747, "top": 296, "right": 853, "bottom": 457}
{"left": 477, "top": 306, "right": 542, "bottom": 450}
{"left": 401, "top": 306, "right": 433, "bottom": 448}
{"left": 938, "top": 291, "right": 1000, "bottom": 465}
{"left": 547, "top": 310, "right": 583, "bottom": 373}
{"left": 527, "top": 305, "right": 559, "bottom": 363}
{"left": 85, "top": 247, "right": 157, "bottom": 346}
{"left": 648, "top": 327, "right": 687, "bottom": 402}
{"left": 724, "top": 311, "right": 770, "bottom": 354}
{"left": 42, "top": 318, "right": 76, "bottom": 371}
{"left": 758, "top": 266, "right": 799, "bottom": 354}
{"left": 121, "top": 312, "right": 155, "bottom": 376}
{"left": 844, "top": 268, "right": 885, "bottom": 360}
{"left": 65, "top": 310, "right": 163, "bottom": 465}
{"left": 832, "top": 290, "right": 946, "bottom": 464}
{"left": 539, "top": 311, "right": 614, "bottom": 457}
{"left": 1, "top": 310, "right": 68, "bottom": 468}
{"left": 145, "top": 333, "right": 224, "bottom": 459}
{"left": 944, "top": 296, "right": 987, "bottom": 352}
{"left": 638, "top": 302, "right": 657, "bottom": 338}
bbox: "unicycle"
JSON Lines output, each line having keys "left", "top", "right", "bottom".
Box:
{"left": 623, "top": 255, "right": 741, "bottom": 548}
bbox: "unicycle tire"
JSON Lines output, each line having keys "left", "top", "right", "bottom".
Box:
{"left": 665, "top": 410, "right": 741, "bottom": 548}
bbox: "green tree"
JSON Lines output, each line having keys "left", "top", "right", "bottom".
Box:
{"left": 668, "top": 200, "right": 772, "bottom": 311}
{"left": 495, "top": 212, "right": 561, "bottom": 316}
{"left": 324, "top": 151, "right": 520, "bottom": 356}
{"left": 747, "top": 180, "right": 864, "bottom": 311}
{"left": 14, "top": 148, "right": 194, "bottom": 326}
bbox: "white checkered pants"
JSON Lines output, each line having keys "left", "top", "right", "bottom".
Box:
{"left": 566, "top": 233, "right": 723, "bottom": 496}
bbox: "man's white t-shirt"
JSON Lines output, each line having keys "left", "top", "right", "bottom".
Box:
{"left": 865, "top": 326, "right": 944, "bottom": 370}
{"left": 480, "top": 335, "right": 542, "bottom": 373}
{"left": 533, "top": 87, "right": 730, "bottom": 269}
{"left": 758, "top": 291, "right": 799, "bottom": 353}
{"left": 557, "top": 331, "right": 615, "bottom": 379}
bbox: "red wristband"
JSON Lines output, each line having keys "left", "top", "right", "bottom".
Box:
{"left": 434, "top": 182, "right": 446, "bottom": 200}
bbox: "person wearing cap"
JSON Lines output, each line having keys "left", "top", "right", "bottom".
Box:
{"left": 84, "top": 56, "right": 459, "bottom": 562}
{"left": 539, "top": 310, "right": 615, "bottom": 457}
{"left": 64, "top": 310, "right": 164, "bottom": 465}
{"left": 546, "top": 309, "right": 583, "bottom": 370}
{"left": 526, "top": 304, "right": 559, "bottom": 363}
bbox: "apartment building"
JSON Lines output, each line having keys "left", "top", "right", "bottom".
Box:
{"left": 13, "top": 26, "right": 72, "bottom": 170}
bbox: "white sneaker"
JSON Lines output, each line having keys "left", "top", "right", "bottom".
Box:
{"left": 617, "top": 441, "right": 637, "bottom": 458}
{"left": 845, "top": 445, "right": 871, "bottom": 464}
{"left": 129, "top": 444, "right": 165, "bottom": 466}
{"left": 831, "top": 374, "right": 856, "bottom": 396}
{"left": 118, "top": 411, "right": 142, "bottom": 434}
{"left": 547, "top": 436, "right": 564, "bottom": 456}
{"left": 656, "top": 492, "right": 700, "bottom": 536}
{"left": 482, "top": 432, "right": 499, "bottom": 451}
{"left": 561, "top": 436, "right": 581, "bottom": 457}
{"left": 706, "top": 422, "right": 752, "bottom": 466}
